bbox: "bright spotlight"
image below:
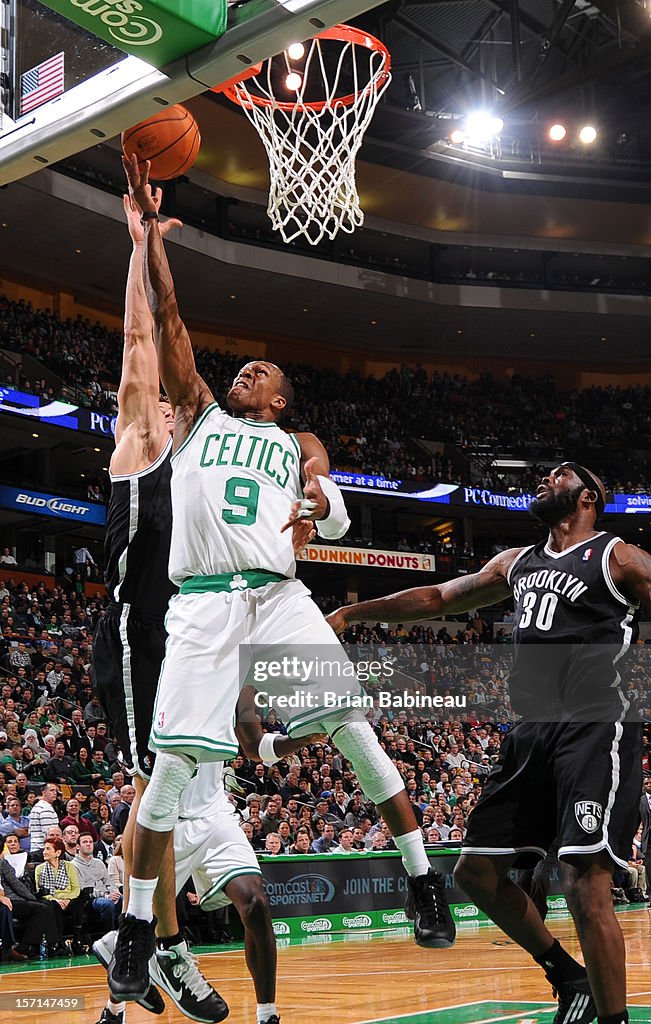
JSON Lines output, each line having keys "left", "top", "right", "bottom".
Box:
{"left": 549, "top": 123, "right": 567, "bottom": 141}
{"left": 286, "top": 71, "right": 302, "bottom": 91}
{"left": 450, "top": 129, "right": 465, "bottom": 145}
{"left": 287, "top": 42, "right": 305, "bottom": 60}
{"left": 579, "top": 125, "right": 597, "bottom": 144}
{"left": 465, "top": 111, "right": 503, "bottom": 142}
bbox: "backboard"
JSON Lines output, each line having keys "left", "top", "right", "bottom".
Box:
{"left": 0, "top": 0, "right": 386, "bottom": 185}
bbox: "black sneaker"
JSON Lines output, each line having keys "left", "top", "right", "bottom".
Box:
{"left": 94, "top": 1009, "right": 124, "bottom": 1024}
{"left": 551, "top": 976, "right": 597, "bottom": 1024}
{"left": 93, "top": 930, "right": 165, "bottom": 1014}
{"left": 150, "top": 939, "right": 229, "bottom": 1023}
{"left": 259, "top": 1016, "right": 280, "bottom": 1024}
{"left": 405, "top": 867, "right": 456, "bottom": 948}
{"left": 108, "top": 913, "right": 157, "bottom": 1002}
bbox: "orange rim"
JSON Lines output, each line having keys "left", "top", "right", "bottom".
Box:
{"left": 219, "top": 24, "right": 391, "bottom": 113}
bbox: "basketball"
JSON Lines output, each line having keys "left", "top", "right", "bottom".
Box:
{"left": 121, "top": 105, "right": 200, "bottom": 181}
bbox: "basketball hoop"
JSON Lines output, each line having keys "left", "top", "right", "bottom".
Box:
{"left": 220, "top": 25, "right": 391, "bottom": 246}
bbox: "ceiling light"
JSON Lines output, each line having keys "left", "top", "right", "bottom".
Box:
{"left": 32, "top": 432, "right": 39, "bottom": 438}
{"left": 229, "top": 294, "right": 237, "bottom": 299}
{"left": 94, "top": 447, "right": 101, "bottom": 452}
{"left": 286, "top": 72, "right": 302, "bottom": 91}
{"left": 579, "top": 125, "right": 597, "bottom": 144}
{"left": 287, "top": 42, "right": 305, "bottom": 60}
{"left": 549, "top": 123, "right": 566, "bottom": 142}
{"left": 74, "top": 248, "right": 82, "bottom": 254}
{"left": 465, "top": 111, "right": 503, "bottom": 142}
{"left": 449, "top": 129, "right": 465, "bottom": 146}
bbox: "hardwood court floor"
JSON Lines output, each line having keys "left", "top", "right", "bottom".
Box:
{"left": 1, "top": 908, "right": 649, "bottom": 1024}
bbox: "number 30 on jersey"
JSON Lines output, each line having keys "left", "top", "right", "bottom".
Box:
{"left": 518, "top": 591, "right": 559, "bottom": 631}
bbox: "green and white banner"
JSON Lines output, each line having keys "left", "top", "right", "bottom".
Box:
{"left": 259, "top": 850, "right": 567, "bottom": 938}
{"left": 37, "top": 0, "right": 228, "bottom": 66}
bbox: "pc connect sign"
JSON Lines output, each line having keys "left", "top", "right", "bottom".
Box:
{"left": 0, "top": 485, "right": 106, "bottom": 525}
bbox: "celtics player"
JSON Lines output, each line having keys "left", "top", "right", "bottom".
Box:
{"left": 109, "top": 157, "right": 455, "bottom": 1004}
{"left": 327, "top": 463, "right": 649, "bottom": 1024}
{"left": 93, "top": 189, "right": 227, "bottom": 1024}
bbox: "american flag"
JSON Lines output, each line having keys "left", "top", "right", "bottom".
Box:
{"left": 20, "top": 52, "right": 65, "bottom": 115}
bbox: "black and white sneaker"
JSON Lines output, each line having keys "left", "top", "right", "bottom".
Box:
{"left": 405, "top": 867, "right": 456, "bottom": 948}
{"left": 94, "top": 1009, "right": 124, "bottom": 1024}
{"left": 93, "top": 930, "right": 165, "bottom": 1014}
{"left": 108, "top": 913, "right": 157, "bottom": 1002}
{"left": 149, "top": 939, "right": 229, "bottom": 1023}
{"left": 551, "top": 976, "right": 597, "bottom": 1024}
{"left": 259, "top": 1016, "right": 280, "bottom": 1024}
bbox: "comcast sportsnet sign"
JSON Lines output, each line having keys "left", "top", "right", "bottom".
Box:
{"left": 38, "top": 0, "right": 227, "bottom": 66}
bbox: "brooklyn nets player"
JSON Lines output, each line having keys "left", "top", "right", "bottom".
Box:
{"left": 327, "top": 463, "right": 647, "bottom": 1024}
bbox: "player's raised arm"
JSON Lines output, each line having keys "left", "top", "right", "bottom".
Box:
{"left": 123, "top": 155, "right": 213, "bottom": 438}
{"left": 112, "top": 193, "right": 180, "bottom": 471}
{"left": 325, "top": 547, "right": 522, "bottom": 634}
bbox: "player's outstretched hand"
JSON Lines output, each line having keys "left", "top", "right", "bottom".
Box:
{"left": 281, "top": 457, "right": 328, "bottom": 533}
{"left": 122, "top": 193, "right": 182, "bottom": 245}
{"left": 122, "top": 152, "right": 157, "bottom": 216}
{"left": 325, "top": 607, "right": 348, "bottom": 635}
{"left": 290, "top": 517, "right": 315, "bottom": 553}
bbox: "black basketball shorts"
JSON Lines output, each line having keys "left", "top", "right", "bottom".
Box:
{"left": 92, "top": 604, "right": 167, "bottom": 780}
{"left": 463, "top": 718, "right": 642, "bottom": 869}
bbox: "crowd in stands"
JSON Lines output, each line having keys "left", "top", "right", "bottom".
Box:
{"left": 2, "top": 294, "right": 651, "bottom": 491}
{"left": 0, "top": 573, "right": 649, "bottom": 960}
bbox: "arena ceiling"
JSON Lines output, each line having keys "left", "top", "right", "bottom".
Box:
{"left": 349, "top": 0, "right": 651, "bottom": 191}
{"left": 3, "top": 0, "right": 651, "bottom": 366}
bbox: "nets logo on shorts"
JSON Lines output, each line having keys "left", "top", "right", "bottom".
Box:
{"left": 575, "top": 800, "right": 603, "bottom": 833}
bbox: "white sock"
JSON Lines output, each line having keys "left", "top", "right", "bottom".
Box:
{"left": 107, "top": 998, "right": 126, "bottom": 1015}
{"left": 393, "top": 829, "right": 431, "bottom": 878}
{"left": 257, "top": 1002, "right": 277, "bottom": 1023}
{"left": 126, "top": 876, "right": 157, "bottom": 922}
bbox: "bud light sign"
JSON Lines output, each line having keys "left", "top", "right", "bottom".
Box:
{"left": 0, "top": 485, "right": 106, "bottom": 525}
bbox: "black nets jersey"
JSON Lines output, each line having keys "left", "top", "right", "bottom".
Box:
{"left": 506, "top": 531, "right": 639, "bottom": 719}
{"left": 104, "top": 438, "right": 176, "bottom": 619}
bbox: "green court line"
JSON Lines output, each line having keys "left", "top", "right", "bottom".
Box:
{"left": 354, "top": 1002, "right": 551, "bottom": 1024}
{"left": 353, "top": 1003, "right": 651, "bottom": 1024}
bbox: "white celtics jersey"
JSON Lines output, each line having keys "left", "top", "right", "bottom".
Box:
{"left": 179, "top": 761, "right": 232, "bottom": 819}
{"left": 169, "top": 403, "right": 303, "bottom": 582}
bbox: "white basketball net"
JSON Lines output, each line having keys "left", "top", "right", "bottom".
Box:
{"left": 225, "top": 30, "right": 391, "bottom": 246}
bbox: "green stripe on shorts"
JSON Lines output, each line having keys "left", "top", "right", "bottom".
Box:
{"left": 199, "top": 867, "right": 262, "bottom": 907}
{"left": 150, "top": 728, "right": 239, "bottom": 758}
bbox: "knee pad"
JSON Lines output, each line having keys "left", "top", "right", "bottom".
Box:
{"left": 331, "top": 721, "right": 404, "bottom": 805}
{"left": 137, "top": 752, "right": 195, "bottom": 832}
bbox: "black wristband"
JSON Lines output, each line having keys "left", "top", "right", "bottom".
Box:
{"left": 140, "top": 211, "right": 159, "bottom": 225}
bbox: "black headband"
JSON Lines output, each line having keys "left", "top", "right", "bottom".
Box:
{"left": 560, "top": 462, "right": 605, "bottom": 518}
